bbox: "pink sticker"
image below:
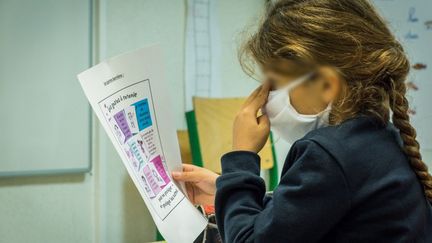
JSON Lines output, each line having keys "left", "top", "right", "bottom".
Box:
{"left": 151, "top": 155, "right": 170, "bottom": 184}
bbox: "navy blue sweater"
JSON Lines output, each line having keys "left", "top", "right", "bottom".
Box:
{"left": 215, "top": 116, "right": 432, "bottom": 243}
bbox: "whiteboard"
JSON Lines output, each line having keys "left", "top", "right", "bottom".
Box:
{"left": 374, "top": 0, "right": 432, "bottom": 150}
{"left": 0, "top": 0, "right": 92, "bottom": 176}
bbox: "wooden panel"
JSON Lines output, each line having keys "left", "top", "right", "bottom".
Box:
{"left": 193, "top": 97, "right": 274, "bottom": 173}
{"left": 177, "top": 130, "right": 192, "bottom": 164}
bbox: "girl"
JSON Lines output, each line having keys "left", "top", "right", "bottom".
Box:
{"left": 173, "top": 0, "right": 432, "bottom": 242}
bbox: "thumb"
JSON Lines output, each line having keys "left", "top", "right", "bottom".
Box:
{"left": 257, "top": 114, "right": 270, "bottom": 129}
{"left": 172, "top": 171, "right": 201, "bottom": 183}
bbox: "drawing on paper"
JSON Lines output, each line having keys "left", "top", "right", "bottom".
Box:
{"left": 99, "top": 80, "right": 183, "bottom": 220}
{"left": 110, "top": 97, "right": 171, "bottom": 198}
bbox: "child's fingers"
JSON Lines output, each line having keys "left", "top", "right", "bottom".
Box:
{"left": 182, "top": 163, "right": 198, "bottom": 172}
{"left": 244, "top": 83, "right": 270, "bottom": 115}
{"left": 185, "top": 182, "right": 195, "bottom": 202}
{"left": 243, "top": 86, "right": 262, "bottom": 108}
{"left": 257, "top": 114, "right": 270, "bottom": 129}
{"left": 172, "top": 171, "right": 201, "bottom": 182}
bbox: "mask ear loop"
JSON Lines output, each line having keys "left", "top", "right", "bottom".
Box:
{"left": 288, "top": 72, "right": 316, "bottom": 89}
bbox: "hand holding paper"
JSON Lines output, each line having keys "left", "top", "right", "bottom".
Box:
{"left": 172, "top": 164, "right": 219, "bottom": 206}
{"left": 78, "top": 45, "right": 207, "bottom": 243}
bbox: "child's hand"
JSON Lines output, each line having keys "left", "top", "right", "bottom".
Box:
{"left": 172, "top": 164, "right": 219, "bottom": 206}
{"left": 232, "top": 83, "right": 271, "bottom": 153}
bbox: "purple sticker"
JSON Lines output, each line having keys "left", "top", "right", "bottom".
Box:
{"left": 143, "top": 165, "right": 161, "bottom": 195}
{"left": 114, "top": 110, "right": 133, "bottom": 142}
{"left": 151, "top": 155, "right": 170, "bottom": 184}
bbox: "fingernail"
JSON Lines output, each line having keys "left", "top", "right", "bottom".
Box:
{"left": 172, "top": 171, "right": 181, "bottom": 177}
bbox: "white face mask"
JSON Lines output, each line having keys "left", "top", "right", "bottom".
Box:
{"left": 263, "top": 73, "right": 331, "bottom": 144}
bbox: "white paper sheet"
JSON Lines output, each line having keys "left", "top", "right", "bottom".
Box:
{"left": 77, "top": 45, "right": 207, "bottom": 243}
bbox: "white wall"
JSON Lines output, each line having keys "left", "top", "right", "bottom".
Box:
{"left": 0, "top": 174, "right": 95, "bottom": 243}
{"left": 0, "top": 0, "right": 95, "bottom": 242}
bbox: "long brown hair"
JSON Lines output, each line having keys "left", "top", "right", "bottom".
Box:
{"left": 240, "top": 0, "right": 432, "bottom": 200}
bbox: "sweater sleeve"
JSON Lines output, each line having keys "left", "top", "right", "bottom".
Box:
{"left": 215, "top": 139, "right": 351, "bottom": 243}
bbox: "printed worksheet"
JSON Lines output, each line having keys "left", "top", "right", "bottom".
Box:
{"left": 77, "top": 45, "right": 207, "bottom": 243}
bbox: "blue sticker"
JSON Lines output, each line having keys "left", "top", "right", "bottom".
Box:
{"left": 133, "top": 99, "right": 153, "bottom": 131}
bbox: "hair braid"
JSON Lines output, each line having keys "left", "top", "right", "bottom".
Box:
{"left": 240, "top": 0, "right": 432, "bottom": 201}
{"left": 390, "top": 79, "right": 432, "bottom": 201}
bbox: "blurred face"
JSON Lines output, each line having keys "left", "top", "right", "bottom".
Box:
{"left": 264, "top": 66, "right": 341, "bottom": 115}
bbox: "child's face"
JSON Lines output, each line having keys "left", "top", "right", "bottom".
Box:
{"left": 265, "top": 67, "right": 340, "bottom": 115}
